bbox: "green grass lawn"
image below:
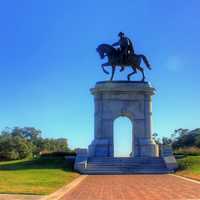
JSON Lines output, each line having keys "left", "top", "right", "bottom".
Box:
{"left": 176, "top": 155, "right": 200, "bottom": 181}
{"left": 0, "top": 157, "right": 79, "bottom": 195}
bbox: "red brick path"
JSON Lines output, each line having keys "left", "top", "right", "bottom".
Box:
{"left": 60, "top": 175, "right": 200, "bottom": 200}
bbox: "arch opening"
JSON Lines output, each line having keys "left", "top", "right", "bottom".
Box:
{"left": 114, "top": 116, "right": 133, "bottom": 157}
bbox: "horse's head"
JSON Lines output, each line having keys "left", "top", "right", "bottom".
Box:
{"left": 96, "top": 44, "right": 106, "bottom": 59}
{"left": 96, "top": 44, "right": 115, "bottom": 59}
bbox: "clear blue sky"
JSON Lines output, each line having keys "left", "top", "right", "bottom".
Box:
{"left": 0, "top": 0, "right": 199, "bottom": 150}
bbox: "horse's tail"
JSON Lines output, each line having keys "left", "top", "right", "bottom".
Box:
{"left": 139, "top": 54, "right": 151, "bottom": 70}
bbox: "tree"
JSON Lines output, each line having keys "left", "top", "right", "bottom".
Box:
{"left": 0, "top": 134, "right": 18, "bottom": 160}
{"left": 0, "top": 126, "right": 71, "bottom": 161}
{"left": 171, "top": 128, "right": 200, "bottom": 149}
{"left": 13, "top": 136, "right": 32, "bottom": 159}
{"left": 162, "top": 137, "right": 172, "bottom": 145}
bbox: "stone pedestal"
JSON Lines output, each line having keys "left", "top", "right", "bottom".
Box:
{"left": 88, "top": 81, "right": 159, "bottom": 158}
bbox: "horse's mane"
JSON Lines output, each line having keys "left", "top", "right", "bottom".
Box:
{"left": 97, "top": 43, "right": 115, "bottom": 51}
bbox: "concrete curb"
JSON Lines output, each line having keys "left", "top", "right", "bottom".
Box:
{"left": 41, "top": 175, "right": 87, "bottom": 200}
{"left": 169, "top": 174, "right": 200, "bottom": 184}
{"left": 0, "top": 194, "right": 45, "bottom": 200}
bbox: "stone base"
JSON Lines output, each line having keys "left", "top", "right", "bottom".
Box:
{"left": 135, "top": 138, "right": 159, "bottom": 157}
{"left": 74, "top": 148, "right": 88, "bottom": 172}
{"left": 163, "top": 156, "right": 178, "bottom": 171}
{"left": 137, "top": 143, "right": 159, "bottom": 157}
{"left": 161, "top": 145, "right": 178, "bottom": 170}
{"left": 88, "top": 138, "right": 159, "bottom": 158}
{"left": 88, "top": 139, "right": 112, "bottom": 157}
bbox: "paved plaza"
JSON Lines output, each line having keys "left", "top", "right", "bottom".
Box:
{"left": 60, "top": 175, "right": 200, "bottom": 200}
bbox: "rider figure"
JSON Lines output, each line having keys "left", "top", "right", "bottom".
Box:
{"left": 112, "top": 32, "right": 134, "bottom": 64}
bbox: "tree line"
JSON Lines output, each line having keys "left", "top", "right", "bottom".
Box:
{"left": 153, "top": 128, "right": 200, "bottom": 155}
{"left": 0, "top": 127, "right": 71, "bottom": 161}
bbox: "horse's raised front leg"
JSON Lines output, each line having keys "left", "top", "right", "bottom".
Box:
{"left": 110, "top": 66, "right": 116, "bottom": 81}
{"left": 101, "top": 62, "right": 110, "bottom": 74}
{"left": 127, "top": 66, "right": 137, "bottom": 81}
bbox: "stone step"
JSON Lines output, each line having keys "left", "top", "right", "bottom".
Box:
{"left": 87, "top": 163, "right": 165, "bottom": 168}
{"left": 87, "top": 162, "right": 165, "bottom": 165}
{"left": 88, "top": 159, "right": 165, "bottom": 165}
{"left": 88, "top": 161, "right": 163, "bottom": 165}
{"left": 83, "top": 169, "right": 172, "bottom": 175}
{"left": 85, "top": 169, "right": 167, "bottom": 172}
{"left": 87, "top": 168, "right": 167, "bottom": 172}
{"left": 88, "top": 160, "right": 165, "bottom": 162}
{"left": 88, "top": 157, "right": 163, "bottom": 162}
{"left": 83, "top": 157, "right": 170, "bottom": 174}
{"left": 87, "top": 165, "right": 165, "bottom": 169}
{"left": 88, "top": 156, "right": 161, "bottom": 159}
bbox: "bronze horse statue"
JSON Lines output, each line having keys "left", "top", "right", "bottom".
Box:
{"left": 96, "top": 44, "right": 151, "bottom": 81}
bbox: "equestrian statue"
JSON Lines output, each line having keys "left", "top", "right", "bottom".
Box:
{"left": 96, "top": 32, "right": 151, "bottom": 81}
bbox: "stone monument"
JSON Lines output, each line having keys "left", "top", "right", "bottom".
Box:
{"left": 88, "top": 81, "right": 158, "bottom": 157}
{"left": 74, "top": 33, "right": 177, "bottom": 174}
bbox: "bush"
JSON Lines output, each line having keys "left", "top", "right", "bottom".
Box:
{"left": 174, "top": 147, "right": 200, "bottom": 156}
{"left": 40, "top": 151, "right": 76, "bottom": 158}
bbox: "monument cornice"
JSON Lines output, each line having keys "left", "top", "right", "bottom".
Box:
{"left": 90, "top": 81, "right": 155, "bottom": 95}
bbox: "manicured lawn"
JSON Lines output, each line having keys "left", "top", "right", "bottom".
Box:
{"left": 176, "top": 156, "right": 200, "bottom": 181}
{"left": 0, "top": 157, "right": 79, "bottom": 195}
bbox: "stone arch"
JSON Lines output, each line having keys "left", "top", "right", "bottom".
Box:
{"left": 113, "top": 111, "right": 134, "bottom": 122}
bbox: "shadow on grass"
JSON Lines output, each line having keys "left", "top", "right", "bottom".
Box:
{"left": 176, "top": 155, "right": 200, "bottom": 172}
{"left": 0, "top": 192, "right": 45, "bottom": 196}
{"left": 0, "top": 157, "right": 75, "bottom": 172}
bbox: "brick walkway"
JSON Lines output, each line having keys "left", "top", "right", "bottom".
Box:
{"left": 60, "top": 175, "right": 200, "bottom": 200}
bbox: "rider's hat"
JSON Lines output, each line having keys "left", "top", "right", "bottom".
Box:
{"left": 118, "top": 32, "right": 124, "bottom": 37}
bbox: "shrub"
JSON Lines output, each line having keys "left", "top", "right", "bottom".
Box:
{"left": 174, "top": 147, "right": 200, "bottom": 156}
{"left": 40, "top": 151, "right": 76, "bottom": 158}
